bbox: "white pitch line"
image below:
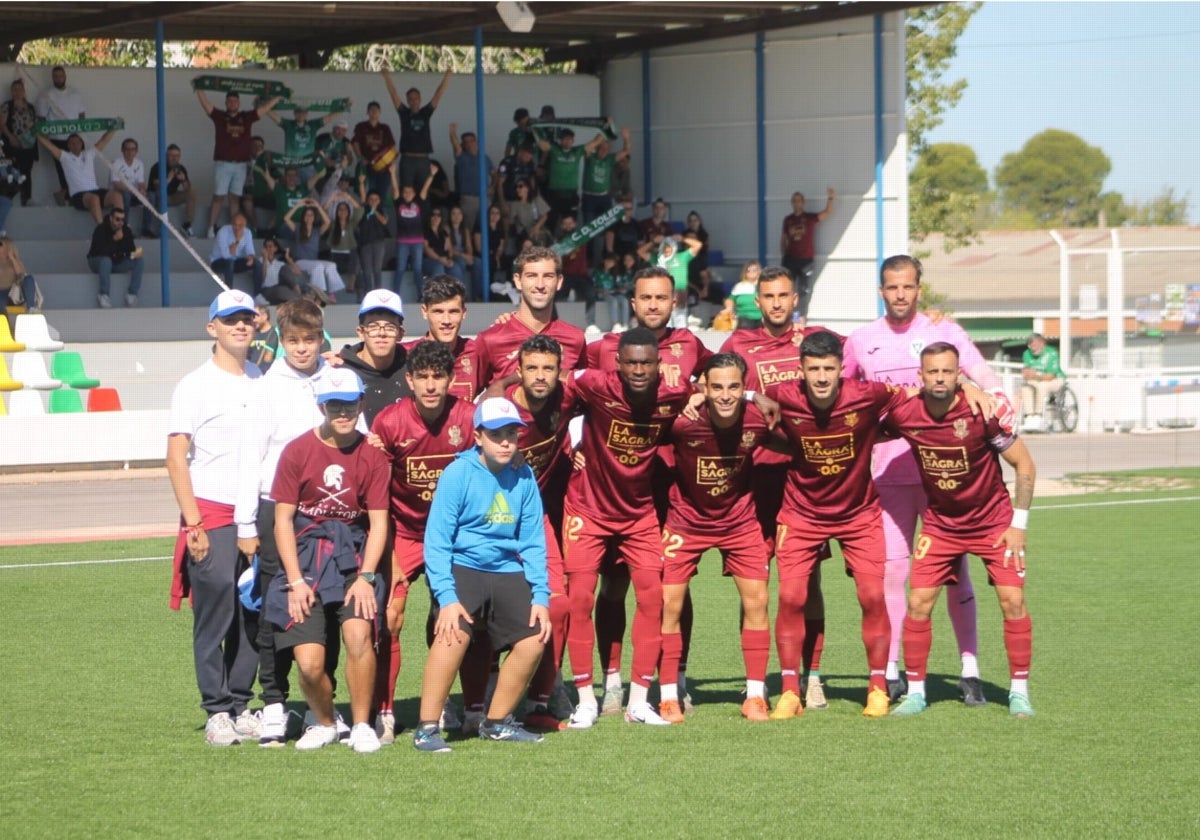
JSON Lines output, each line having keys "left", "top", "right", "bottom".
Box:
{"left": 1034, "top": 495, "right": 1200, "bottom": 511}
{"left": 0, "top": 555, "right": 171, "bottom": 570}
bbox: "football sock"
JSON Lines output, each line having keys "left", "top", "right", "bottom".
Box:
{"left": 902, "top": 616, "right": 932, "bottom": 682}
{"left": 629, "top": 566, "right": 664, "bottom": 691}
{"left": 550, "top": 594, "right": 570, "bottom": 670}
{"left": 595, "top": 593, "right": 626, "bottom": 680}
{"left": 628, "top": 682, "right": 649, "bottom": 709}
{"left": 660, "top": 683, "right": 679, "bottom": 703}
{"left": 577, "top": 687, "right": 598, "bottom": 710}
{"left": 679, "top": 589, "right": 694, "bottom": 683}
{"left": 907, "top": 678, "right": 926, "bottom": 697}
{"left": 746, "top": 679, "right": 766, "bottom": 699}
{"left": 677, "top": 670, "right": 687, "bottom": 695}
{"left": 566, "top": 569, "right": 599, "bottom": 688}
{"left": 885, "top": 661, "right": 901, "bottom": 681}
{"left": 1004, "top": 615, "right": 1033, "bottom": 681}
{"left": 605, "top": 670, "right": 623, "bottom": 692}
{"left": 802, "top": 574, "right": 825, "bottom": 672}
{"left": 948, "top": 555, "right": 979, "bottom": 656}
{"left": 372, "top": 633, "right": 400, "bottom": 714}
{"left": 1010, "top": 678, "right": 1029, "bottom": 696}
{"left": 775, "top": 575, "right": 810, "bottom": 694}
{"left": 659, "top": 632, "right": 683, "bottom": 688}
{"left": 961, "top": 652, "right": 980, "bottom": 680}
{"left": 883, "top": 554, "right": 909, "bottom": 664}
{"left": 856, "top": 574, "right": 889, "bottom": 690}
{"left": 741, "top": 628, "right": 770, "bottom": 684}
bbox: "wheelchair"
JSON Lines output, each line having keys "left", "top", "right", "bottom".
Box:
{"left": 1021, "top": 380, "right": 1078, "bottom": 433}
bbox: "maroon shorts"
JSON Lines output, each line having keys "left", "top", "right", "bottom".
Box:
{"left": 391, "top": 534, "right": 426, "bottom": 593}
{"left": 776, "top": 506, "right": 886, "bottom": 582}
{"left": 561, "top": 501, "right": 661, "bottom": 575}
{"left": 662, "top": 521, "right": 770, "bottom": 584}
{"left": 910, "top": 525, "right": 1026, "bottom": 590}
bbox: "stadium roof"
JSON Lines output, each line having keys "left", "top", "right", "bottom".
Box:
{"left": 1, "top": 1, "right": 920, "bottom": 68}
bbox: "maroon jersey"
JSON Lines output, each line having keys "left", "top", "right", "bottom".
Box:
{"left": 370, "top": 396, "right": 476, "bottom": 538}
{"left": 782, "top": 212, "right": 819, "bottom": 260}
{"left": 770, "top": 378, "right": 908, "bottom": 521}
{"left": 271, "top": 431, "right": 390, "bottom": 525}
{"left": 641, "top": 218, "right": 672, "bottom": 242}
{"left": 564, "top": 370, "right": 693, "bottom": 527}
{"left": 401, "top": 336, "right": 483, "bottom": 402}
{"left": 884, "top": 391, "right": 1017, "bottom": 532}
{"left": 476, "top": 316, "right": 587, "bottom": 384}
{"left": 721, "top": 324, "right": 838, "bottom": 466}
{"left": 506, "top": 380, "right": 579, "bottom": 493}
{"left": 587, "top": 327, "right": 713, "bottom": 390}
{"left": 352, "top": 120, "right": 396, "bottom": 159}
{"left": 209, "top": 110, "right": 260, "bottom": 162}
{"left": 666, "top": 404, "right": 771, "bottom": 536}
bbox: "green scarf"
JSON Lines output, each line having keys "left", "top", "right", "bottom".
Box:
{"left": 191, "top": 75, "right": 292, "bottom": 99}
{"left": 552, "top": 204, "right": 624, "bottom": 256}
{"left": 35, "top": 117, "right": 124, "bottom": 136}
{"left": 277, "top": 98, "right": 352, "bottom": 113}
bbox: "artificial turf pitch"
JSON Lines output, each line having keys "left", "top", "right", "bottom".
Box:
{"left": 1, "top": 489, "right": 1196, "bottom": 838}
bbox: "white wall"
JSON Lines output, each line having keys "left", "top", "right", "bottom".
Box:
{"left": 2, "top": 63, "right": 599, "bottom": 201}
{"left": 602, "top": 12, "right": 908, "bottom": 322}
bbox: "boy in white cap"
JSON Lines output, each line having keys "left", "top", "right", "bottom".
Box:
{"left": 266, "top": 368, "right": 390, "bottom": 753}
{"left": 166, "top": 288, "right": 262, "bottom": 746}
{"left": 412, "top": 397, "right": 551, "bottom": 753}
{"left": 336, "top": 288, "right": 411, "bottom": 426}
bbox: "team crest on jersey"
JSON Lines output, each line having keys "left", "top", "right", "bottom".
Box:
{"left": 741, "top": 430, "right": 758, "bottom": 450}
{"left": 448, "top": 426, "right": 463, "bottom": 446}
{"left": 459, "top": 356, "right": 472, "bottom": 375}
{"left": 953, "top": 419, "right": 970, "bottom": 439}
{"left": 910, "top": 339, "right": 925, "bottom": 358}
{"left": 656, "top": 405, "right": 675, "bottom": 416}
{"left": 844, "top": 411, "right": 859, "bottom": 429}
{"left": 669, "top": 342, "right": 683, "bottom": 358}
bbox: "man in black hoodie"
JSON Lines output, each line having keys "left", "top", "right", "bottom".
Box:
{"left": 336, "top": 289, "right": 411, "bottom": 426}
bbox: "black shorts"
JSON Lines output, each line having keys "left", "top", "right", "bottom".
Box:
{"left": 70, "top": 188, "right": 106, "bottom": 210}
{"left": 274, "top": 575, "right": 376, "bottom": 650}
{"left": 438, "top": 566, "right": 540, "bottom": 653}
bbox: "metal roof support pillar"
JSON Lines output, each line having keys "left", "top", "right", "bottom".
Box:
{"left": 475, "top": 26, "right": 490, "bottom": 294}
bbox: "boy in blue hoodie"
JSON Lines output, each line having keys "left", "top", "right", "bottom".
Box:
{"left": 413, "top": 397, "right": 551, "bottom": 752}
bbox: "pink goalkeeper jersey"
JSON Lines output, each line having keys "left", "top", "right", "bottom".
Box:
{"left": 843, "top": 313, "right": 990, "bottom": 486}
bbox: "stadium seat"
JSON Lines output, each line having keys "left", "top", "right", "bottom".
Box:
{"left": 707, "top": 249, "right": 725, "bottom": 267}
{"left": 0, "top": 355, "right": 23, "bottom": 391}
{"left": 87, "top": 387, "right": 123, "bottom": 412}
{"left": 13, "top": 314, "right": 64, "bottom": 352}
{"left": 0, "top": 317, "right": 26, "bottom": 352}
{"left": 49, "top": 388, "right": 85, "bottom": 413}
{"left": 10, "top": 352, "right": 62, "bottom": 390}
{"left": 51, "top": 352, "right": 101, "bottom": 389}
{"left": 7, "top": 389, "right": 45, "bottom": 416}
{"left": 669, "top": 221, "right": 685, "bottom": 235}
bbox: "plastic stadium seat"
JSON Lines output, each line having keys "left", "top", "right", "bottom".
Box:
{"left": 10, "top": 352, "right": 62, "bottom": 390}
{"left": 669, "top": 221, "right": 685, "bottom": 235}
{"left": 0, "top": 317, "right": 26, "bottom": 352}
{"left": 707, "top": 249, "right": 725, "bottom": 267}
{"left": 13, "top": 314, "right": 64, "bottom": 352}
{"left": 51, "top": 352, "right": 101, "bottom": 389}
{"left": 7, "top": 389, "right": 45, "bottom": 416}
{"left": 0, "top": 354, "right": 23, "bottom": 391}
{"left": 87, "top": 387, "right": 123, "bottom": 412}
{"left": 49, "top": 388, "right": 85, "bottom": 413}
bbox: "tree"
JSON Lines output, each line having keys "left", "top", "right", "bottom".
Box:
{"left": 906, "top": 3, "right": 981, "bottom": 158}
{"left": 994, "top": 129, "right": 1112, "bottom": 227}
{"left": 1124, "top": 187, "right": 1191, "bottom": 227}
{"left": 909, "top": 142, "right": 988, "bottom": 251}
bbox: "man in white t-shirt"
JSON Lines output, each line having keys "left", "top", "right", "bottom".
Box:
{"left": 36, "top": 128, "right": 117, "bottom": 224}
{"left": 166, "top": 289, "right": 264, "bottom": 747}
{"left": 106, "top": 136, "right": 147, "bottom": 221}
{"left": 34, "top": 65, "right": 86, "bottom": 203}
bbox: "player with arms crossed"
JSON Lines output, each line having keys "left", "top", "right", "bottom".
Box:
{"left": 843, "top": 254, "right": 1006, "bottom": 704}
{"left": 884, "top": 343, "right": 1036, "bottom": 718}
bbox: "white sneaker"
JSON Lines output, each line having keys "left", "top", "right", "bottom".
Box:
{"left": 805, "top": 676, "right": 829, "bottom": 710}
{"left": 624, "top": 703, "right": 672, "bottom": 725}
{"left": 336, "top": 713, "right": 352, "bottom": 743}
{"left": 232, "top": 708, "right": 262, "bottom": 740}
{"left": 610, "top": 322, "right": 626, "bottom": 334}
{"left": 205, "top": 711, "right": 240, "bottom": 746}
{"left": 585, "top": 324, "right": 603, "bottom": 339}
{"left": 258, "top": 703, "right": 288, "bottom": 748}
{"left": 347, "top": 722, "right": 382, "bottom": 754}
{"left": 461, "top": 710, "right": 485, "bottom": 737}
{"left": 295, "top": 723, "right": 338, "bottom": 750}
{"left": 600, "top": 686, "right": 624, "bottom": 717}
{"left": 686, "top": 315, "right": 702, "bottom": 329}
{"left": 680, "top": 687, "right": 695, "bottom": 713}
{"left": 439, "top": 699, "right": 462, "bottom": 731}
{"left": 97, "top": 293, "right": 112, "bottom": 309}
{"left": 374, "top": 710, "right": 396, "bottom": 745}
{"left": 567, "top": 704, "right": 599, "bottom": 730}
{"left": 125, "top": 293, "right": 138, "bottom": 307}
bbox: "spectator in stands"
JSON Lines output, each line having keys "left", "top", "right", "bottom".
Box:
{"left": 257, "top": 165, "right": 316, "bottom": 239}
{"left": 444, "top": 205, "right": 476, "bottom": 297}
{"left": 1021, "top": 333, "right": 1065, "bottom": 418}
{"left": 534, "top": 127, "right": 603, "bottom": 229}
{"left": 610, "top": 149, "right": 632, "bottom": 200}
{"left": 195, "top": 86, "right": 280, "bottom": 239}
{"left": 505, "top": 107, "right": 534, "bottom": 158}
{"left": 605, "top": 193, "right": 643, "bottom": 260}
{"left": 383, "top": 68, "right": 452, "bottom": 192}
{"left": 210, "top": 213, "right": 263, "bottom": 296}
{"left": 0, "top": 236, "right": 39, "bottom": 314}
{"left": 351, "top": 101, "right": 397, "bottom": 204}
{"left": 249, "top": 303, "right": 278, "bottom": 372}
{"left": 684, "top": 210, "right": 714, "bottom": 300}
{"left": 259, "top": 236, "right": 305, "bottom": 305}
{"left": 496, "top": 143, "right": 537, "bottom": 207}
{"left": 448, "top": 122, "right": 493, "bottom": 231}
{"left": 0, "top": 159, "right": 16, "bottom": 234}
{"left": 780, "top": 187, "right": 834, "bottom": 327}
{"left": 86, "top": 206, "right": 143, "bottom": 308}
{"left": 592, "top": 251, "right": 625, "bottom": 332}
{"left": 315, "top": 118, "right": 354, "bottom": 177}
{"left": 390, "top": 162, "right": 436, "bottom": 297}
{"left": 556, "top": 215, "right": 596, "bottom": 330}
{"left": 283, "top": 199, "right": 344, "bottom": 303}
{"left": 581, "top": 127, "right": 631, "bottom": 242}
{"left": 506, "top": 178, "right": 550, "bottom": 249}
{"left": 265, "top": 103, "right": 346, "bottom": 185}
{"left": 656, "top": 234, "right": 703, "bottom": 329}
{"left": 640, "top": 197, "right": 672, "bottom": 248}
{"left": 106, "top": 136, "right": 147, "bottom": 221}
{"left": 36, "top": 127, "right": 117, "bottom": 225}
{"left": 146, "top": 143, "right": 197, "bottom": 238}
{"left": 322, "top": 192, "right": 364, "bottom": 301}
{"left": 242, "top": 135, "right": 277, "bottom": 231}
{"left": 356, "top": 189, "right": 391, "bottom": 295}
{"left": 474, "top": 203, "right": 506, "bottom": 295}
{"left": 722, "top": 260, "right": 762, "bottom": 330}
{"left": 34, "top": 66, "right": 86, "bottom": 206}
{"left": 1, "top": 80, "right": 38, "bottom": 206}
{"left": 423, "top": 207, "right": 458, "bottom": 284}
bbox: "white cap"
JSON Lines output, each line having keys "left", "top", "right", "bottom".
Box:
{"left": 209, "top": 289, "right": 256, "bottom": 321}
{"left": 314, "top": 369, "right": 365, "bottom": 404}
{"left": 358, "top": 289, "right": 404, "bottom": 319}
{"left": 474, "top": 397, "right": 527, "bottom": 430}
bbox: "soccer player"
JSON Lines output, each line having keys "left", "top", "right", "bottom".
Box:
{"left": 412, "top": 397, "right": 551, "bottom": 753}
{"left": 336, "top": 289, "right": 410, "bottom": 427}
{"left": 843, "top": 254, "right": 1005, "bottom": 704}
{"left": 561, "top": 327, "right": 694, "bottom": 728}
{"left": 166, "top": 289, "right": 262, "bottom": 746}
{"left": 720, "top": 265, "right": 830, "bottom": 709}
{"left": 475, "top": 246, "right": 588, "bottom": 383}
{"left": 266, "top": 369, "right": 390, "bottom": 753}
{"left": 883, "top": 343, "right": 1036, "bottom": 718}
{"left": 369, "top": 341, "right": 477, "bottom": 741}
{"left": 401, "top": 274, "right": 484, "bottom": 401}
{"left": 659, "top": 353, "right": 790, "bottom": 722}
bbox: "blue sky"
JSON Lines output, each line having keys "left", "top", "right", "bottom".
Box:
{"left": 924, "top": 1, "right": 1200, "bottom": 223}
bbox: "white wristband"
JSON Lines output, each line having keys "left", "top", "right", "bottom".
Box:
{"left": 1011, "top": 509, "right": 1029, "bottom": 530}
{"left": 743, "top": 390, "right": 757, "bottom": 402}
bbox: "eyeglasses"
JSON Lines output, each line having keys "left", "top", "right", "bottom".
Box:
{"left": 323, "top": 401, "right": 361, "bottom": 416}
{"left": 218, "top": 313, "right": 256, "bottom": 326}
{"left": 362, "top": 322, "right": 402, "bottom": 337}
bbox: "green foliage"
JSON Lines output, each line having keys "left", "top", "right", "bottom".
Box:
{"left": 910, "top": 142, "right": 989, "bottom": 250}
{"left": 1123, "top": 186, "right": 1192, "bottom": 226}
{"left": 905, "top": 3, "right": 981, "bottom": 158}
{"left": 994, "top": 129, "right": 1113, "bottom": 228}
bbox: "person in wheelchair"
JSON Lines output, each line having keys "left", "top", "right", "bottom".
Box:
{"left": 1021, "top": 333, "right": 1065, "bottom": 420}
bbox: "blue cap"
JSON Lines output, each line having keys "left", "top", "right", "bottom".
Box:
{"left": 237, "top": 556, "right": 261, "bottom": 612}
{"left": 315, "top": 369, "right": 365, "bottom": 404}
{"left": 474, "top": 397, "right": 527, "bottom": 430}
{"left": 208, "top": 289, "right": 256, "bottom": 321}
